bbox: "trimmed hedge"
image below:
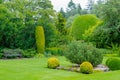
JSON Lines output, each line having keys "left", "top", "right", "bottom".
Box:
{"left": 106, "top": 58, "right": 120, "bottom": 70}
{"left": 35, "top": 26, "right": 45, "bottom": 54}
{"left": 47, "top": 57, "right": 60, "bottom": 69}
{"left": 71, "top": 14, "right": 99, "bottom": 40}
{"left": 80, "top": 61, "right": 93, "bottom": 74}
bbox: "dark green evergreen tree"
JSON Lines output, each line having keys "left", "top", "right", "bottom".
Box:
{"left": 60, "top": 8, "right": 66, "bottom": 18}
{"left": 68, "top": 0, "right": 76, "bottom": 11}
{"left": 77, "top": 4, "right": 82, "bottom": 14}
{"left": 87, "top": 0, "right": 94, "bottom": 13}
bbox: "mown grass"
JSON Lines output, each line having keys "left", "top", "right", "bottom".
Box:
{"left": 0, "top": 56, "right": 120, "bottom": 80}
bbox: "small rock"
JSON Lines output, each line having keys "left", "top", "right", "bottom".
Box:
{"left": 94, "top": 64, "right": 109, "bottom": 72}
{"left": 56, "top": 66, "right": 65, "bottom": 70}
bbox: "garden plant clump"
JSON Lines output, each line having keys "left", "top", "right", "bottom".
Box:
{"left": 80, "top": 61, "right": 93, "bottom": 74}
{"left": 47, "top": 57, "right": 60, "bottom": 69}
{"left": 65, "top": 41, "right": 103, "bottom": 66}
{"left": 106, "top": 58, "right": 120, "bottom": 71}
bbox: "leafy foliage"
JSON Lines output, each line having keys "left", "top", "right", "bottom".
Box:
{"left": 35, "top": 26, "right": 45, "bottom": 54}
{"left": 22, "top": 49, "right": 36, "bottom": 58}
{"left": 64, "top": 41, "right": 103, "bottom": 66}
{"left": 83, "top": 21, "right": 103, "bottom": 41}
{"left": 0, "top": 5, "right": 18, "bottom": 48}
{"left": 56, "top": 13, "right": 67, "bottom": 35}
{"left": 90, "top": 0, "right": 120, "bottom": 48}
{"left": 55, "top": 13, "right": 72, "bottom": 46}
{"left": 46, "top": 47, "right": 63, "bottom": 56}
{"left": 80, "top": 61, "right": 93, "bottom": 74}
{"left": 0, "top": 0, "right": 56, "bottom": 49}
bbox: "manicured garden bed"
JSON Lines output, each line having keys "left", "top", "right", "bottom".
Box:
{"left": 0, "top": 57, "right": 120, "bottom": 80}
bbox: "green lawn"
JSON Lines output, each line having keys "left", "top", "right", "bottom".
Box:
{"left": 0, "top": 57, "right": 120, "bottom": 80}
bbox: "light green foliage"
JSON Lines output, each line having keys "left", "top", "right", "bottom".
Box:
{"left": 46, "top": 47, "right": 63, "bottom": 56}
{"left": 106, "top": 58, "right": 120, "bottom": 70}
{"left": 71, "top": 14, "right": 99, "bottom": 40}
{"left": 47, "top": 57, "right": 60, "bottom": 69}
{"left": 22, "top": 49, "right": 36, "bottom": 58}
{"left": 55, "top": 13, "right": 71, "bottom": 45}
{"left": 56, "top": 13, "right": 67, "bottom": 35}
{"left": 80, "top": 61, "right": 93, "bottom": 74}
{"left": 109, "top": 43, "right": 120, "bottom": 57}
{"left": 65, "top": 41, "right": 103, "bottom": 66}
{"left": 66, "top": 14, "right": 80, "bottom": 28}
{"left": 35, "top": 26, "right": 45, "bottom": 54}
{"left": 83, "top": 21, "right": 103, "bottom": 41}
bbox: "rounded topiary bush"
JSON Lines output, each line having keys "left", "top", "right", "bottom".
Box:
{"left": 64, "top": 41, "right": 103, "bottom": 66}
{"left": 80, "top": 61, "right": 93, "bottom": 74}
{"left": 71, "top": 14, "right": 100, "bottom": 40}
{"left": 106, "top": 58, "right": 120, "bottom": 70}
{"left": 47, "top": 57, "right": 60, "bottom": 69}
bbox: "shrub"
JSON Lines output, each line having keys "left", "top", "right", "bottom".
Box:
{"left": 47, "top": 57, "right": 60, "bottom": 69}
{"left": 46, "top": 47, "right": 63, "bottom": 56}
{"left": 35, "top": 26, "right": 45, "bottom": 54}
{"left": 106, "top": 58, "right": 120, "bottom": 70}
{"left": 64, "top": 41, "right": 103, "bottom": 66}
{"left": 0, "top": 48, "right": 3, "bottom": 59}
{"left": 80, "top": 61, "right": 93, "bottom": 74}
{"left": 35, "top": 53, "right": 44, "bottom": 58}
{"left": 0, "top": 53, "right": 3, "bottom": 59}
{"left": 71, "top": 14, "right": 99, "bottom": 40}
{"left": 22, "top": 49, "right": 36, "bottom": 58}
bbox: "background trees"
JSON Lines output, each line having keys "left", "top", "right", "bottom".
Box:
{"left": 0, "top": 4, "right": 17, "bottom": 48}
{"left": 90, "top": 0, "right": 120, "bottom": 48}
{"left": 65, "top": 0, "right": 83, "bottom": 18}
{"left": 0, "top": 0, "right": 56, "bottom": 49}
{"left": 0, "top": 0, "right": 120, "bottom": 55}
